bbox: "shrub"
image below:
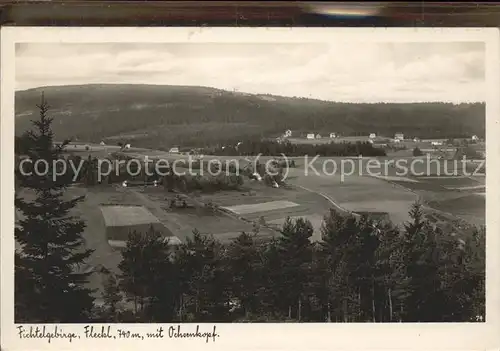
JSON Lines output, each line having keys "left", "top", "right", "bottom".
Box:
{"left": 413, "top": 147, "right": 423, "bottom": 157}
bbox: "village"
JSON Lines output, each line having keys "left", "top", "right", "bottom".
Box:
{"left": 11, "top": 36, "right": 488, "bottom": 325}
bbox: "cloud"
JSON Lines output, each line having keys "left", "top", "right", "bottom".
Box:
{"left": 15, "top": 42, "right": 485, "bottom": 102}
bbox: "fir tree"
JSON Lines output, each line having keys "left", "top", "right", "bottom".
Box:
{"left": 320, "top": 209, "right": 360, "bottom": 322}
{"left": 227, "top": 232, "right": 262, "bottom": 317}
{"left": 175, "top": 230, "right": 231, "bottom": 322}
{"left": 401, "top": 202, "right": 442, "bottom": 321}
{"left": 102, "top": 273, "right": 122, "bottom": 322}
{"left": 276, "top": 217, "right": 314, "bottom": 320}
{"left": 118, "top": 226, "right": 173, "bottom": 321}
{"left": 14, "top": 94, "right": 94, "bottom": 322}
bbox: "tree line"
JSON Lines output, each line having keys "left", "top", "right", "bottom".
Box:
{"left": 15, "top": 85, "right": 485, "bottom": 150}
{"left": 94, "top": 205, "right": 484, "bottom": 323}
{"left": 14, "top": 96, "right": 485, "bottom": 323}
{"left": 203, "top": 139, "right": 387, "bottom": 157}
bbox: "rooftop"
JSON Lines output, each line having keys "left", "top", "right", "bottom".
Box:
{"left": 100, "top": 205, "right": 160, "bottom": 227}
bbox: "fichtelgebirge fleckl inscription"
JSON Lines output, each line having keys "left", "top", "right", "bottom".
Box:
{"left": 17, "top": 324, "right": 220, "bottom": 343}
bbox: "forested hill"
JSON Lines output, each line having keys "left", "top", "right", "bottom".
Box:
{"left": 15, "top": 84, "right": 485, "bottom": 149}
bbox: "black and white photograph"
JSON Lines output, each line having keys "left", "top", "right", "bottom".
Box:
{"left": 1, "top": 27, "right": 499, "bottom": 350}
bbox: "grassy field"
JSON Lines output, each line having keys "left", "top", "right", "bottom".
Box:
{"left": 427, "top": 194, "right": 485, "bottom": 226}
{"left": 372, "top": 174, "right": 486, "bottom": 226}
{"left": 414, "top": 175, "right": 483, "bottom": 187}
{"left": 140, "top": 187, "right": 262, "bottom": 242}
{"left": 285, "top": 166, "right": 418, "bottom": 227}
{"left": 193, "top": 181, "right": 332, "bottom": 241}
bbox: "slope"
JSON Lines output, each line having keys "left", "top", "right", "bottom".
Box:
{"left": 15, "top": 84, "right": 485, "bottom": 149}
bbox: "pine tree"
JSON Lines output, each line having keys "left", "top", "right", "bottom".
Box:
{"left": 320, "top": 209, "right": 360, "bottom": 322}
{"left": 276, "top": 217, "right": 313, "bottom": 321}
{"left": 466, "top": 226, "right": 486, "bottom": 320}
{"left": 375, "top": 221, "right": 410, "bottom": 322}
{"left": 227, "top": 232, "right": 263, "bottom": 318}
{"left": 259, "top": 238, "right": 287, "bottom": 316}
{"left": 174, "top": 230, "right": 231, "bottom": 322}
{"left": 401, "top": 202, "right": 442, "bottom": 321}
{"left": 14, "top": 94, "right": 94, "bottom": 322}
{"left": 102, "top": 273, "right": 122, "bottom": 322}
{"left": 118, "top": 226, "right": 174, "bottom": 321}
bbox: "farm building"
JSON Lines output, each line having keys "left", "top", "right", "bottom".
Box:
{"left": 124, "top": 144, "right": 131, "bottom": 149}
{"left": 100, "top": 205, "right": 181, "bottom": 248}
{"left": 329, "top": 132, "right": 337, "bottom": 139}
{"left": 315, "top": 134, "right": 322, "bottom": 139}
{"left": 169, "top": 147, "right": 180, "bottom": 154}
{"left": 471, "top": 135, "right": 479, "bottom": 141}
{"left": 369, "top": 133, "right": 376, "bottom": 139}
{"left": 284, "top": 129, "right": 292, "bottom": 137}
{"left": 394, "top": 133, "right": 404, "bottom": 141}
{"left": 100, "top": 141, "right": 106, "bottom": 146}
{"left": 306, "top": 133, "right": 315, "bottom": 140}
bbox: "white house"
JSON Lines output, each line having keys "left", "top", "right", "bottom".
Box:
{"left": 471, "top": 135, "right": 479, "bottom": 141}
{"left": 100, "top": 141, "right": 106, "bottom": 146}
{"left": 431, "top": 141, "right": 443, "bottom": 146}
{"left": 369, "top": 133, "right": 376, "bottom": 139}
{"left": 329, "top": 132, "right": 337, "bottom": 139}
{"left": 413, "top": 137, "right": 420, "bottom": 142}
{"left": 124, "top": 144, "right": 131, "bottom": 149}
{"left": 169, "top": 147, "right": 180, "bottom": 154}
{"left": 284, "top": 129, "right": 292, "bottom": 137}
{"left": 306, "top": 133, "right": 315, "bottom": 140}
{"left": 315, "top": 134, "right": 322, "bottom": 139}
{"left": 394, "top": 133, "right": 404, "bottom": 141}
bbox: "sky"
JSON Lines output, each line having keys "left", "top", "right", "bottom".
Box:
{"left": 15, "top": 42, "right": 485, "bottom": 103}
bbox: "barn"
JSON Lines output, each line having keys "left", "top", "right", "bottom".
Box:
{"left": 100, "top": 205, "right": 181, "bottom": 248}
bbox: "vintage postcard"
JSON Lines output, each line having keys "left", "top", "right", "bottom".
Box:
{"left": 1, "top": 27, "right": 499, "bottom": 351}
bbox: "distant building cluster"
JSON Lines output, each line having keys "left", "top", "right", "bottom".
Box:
{"left": 394, "top": 133, "right": 404, "bottom": 142}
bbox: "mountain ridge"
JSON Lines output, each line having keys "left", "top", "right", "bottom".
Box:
{"left": 15, "top": 84, "right": 485, "bottom": 149}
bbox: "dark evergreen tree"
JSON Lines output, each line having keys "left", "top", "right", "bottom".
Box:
{"left": 14, "top": 94, "right": 94, "bottom": 322}
{"left": 465, "top": 226, "right": 486, "bottom": 321}
{"left": 102, "top": 273, "right": 122, "bottom": 322}
{"left": 175, "top": 230, "right": 231, "bottom": 322}
{"left": 320, "top": 209, "right": 360, "bottom": 322}
{"left": 227, "top": 232, "right": 263, "bottom": 318}
{"left": 375, "top": 220, "right": 411, "bottom": 322}
{"left": 412, "top": 147, "right": 423, "bottom": 157}
{"left": 276, "top": 217, "right": 314, "bottom": 321}
{"left": 400, "top": 202, "right": 444, "bottom": 321}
